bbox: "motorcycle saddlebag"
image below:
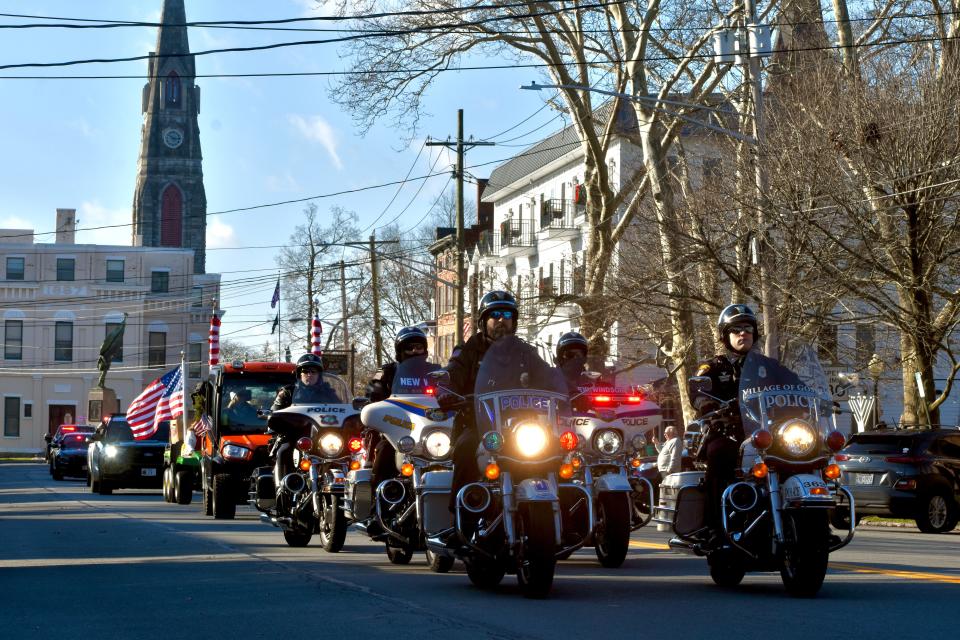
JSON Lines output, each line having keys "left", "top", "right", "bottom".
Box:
{"left": 659, "top": 471, "right": 705, "bottom": 535}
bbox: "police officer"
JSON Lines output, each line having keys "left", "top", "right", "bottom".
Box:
{"left": 272, "top": 353, "right": 336, "bottom": 410}
{"left": 691, "top": 304, "right": 757, "bottom": 540}
{"left": 438, "top": 291, "right": 518, "bottom": 513}
{"left": 365, "top": 326, "right": 430, "bottom": 492}
{"left": 555, "top": 331, "right": 590, "bottom": 394}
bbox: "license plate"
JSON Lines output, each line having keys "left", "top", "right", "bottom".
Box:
{"left": 141, "top": 468, "right": 157, "bottom": 477}
{"left": 852, "top": 473, "right": 874, "bottom": 485}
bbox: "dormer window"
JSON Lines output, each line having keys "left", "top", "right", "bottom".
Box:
{"left": 163, "top": 71, "right": 181, "bottom": 107}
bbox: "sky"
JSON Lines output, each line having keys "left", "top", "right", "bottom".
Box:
{"left": 0, "top": 0, "right": 568, "bottom": 348}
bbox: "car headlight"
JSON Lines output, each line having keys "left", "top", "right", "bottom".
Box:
{"left": 221, "top": 444, "right": 251, "bottom": 461}
{"left": 104, "top": 445, "right": 119, "bottom": 458}
{"left": 594, "top": 430, "right": 623, "bottom": 456}
{"left": 778, "top": 420, "right": 817, "bottom": 457}
{"left": 318, "top": 433, "right": 344, "bottom": 457}
{"left": 423, "top": 431, "right": 451, "bottom": 459}
{"left": 514, "top": 422, "right": 549, "bottom": 457}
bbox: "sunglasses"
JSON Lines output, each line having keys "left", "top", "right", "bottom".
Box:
{"left": 403, "top": 343, "right": 426, "bottom": 353}
{"left": 488, "top": 310, "right": 515, "bottom": 320}
{"left": 728, "top": 325, "right": 754, "bottom": 335}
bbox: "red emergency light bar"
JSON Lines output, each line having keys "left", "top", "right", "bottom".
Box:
{"left": 425, "top": 387, "right": 436, "bottom": 396}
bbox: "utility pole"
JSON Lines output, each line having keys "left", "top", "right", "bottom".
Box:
{"left": 339, "top": 260, "right": 350, "bottom": 350}
{"left": 427, "top": 110, "right": 494, "bottom": 342}
{"left": 370, "top": 233, "right": 383, "bottom": 366}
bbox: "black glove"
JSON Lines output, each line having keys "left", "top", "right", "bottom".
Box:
{"left": 437, "top": 392, "right": 461, "bottom": 411}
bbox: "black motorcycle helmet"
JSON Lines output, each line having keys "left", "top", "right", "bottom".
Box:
{"left": 394, "top": 326, "right": 428, "bottom": 362}
{"left": 717, "top": 304, "right": 759, "bottom": 352}
{"left": 295, "top": 353, "right": 324, "bottom": 376}
{"left": 478, "top": 290, "right": 518, "bottom": 324}
{"left": 555, "top": 331, "right": 589, "bottom": 364}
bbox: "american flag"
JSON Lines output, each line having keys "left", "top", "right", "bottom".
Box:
{"left": 192, "top": 413, "right": 212, "bottom": 438}
{"left": 127, "top": 366, "right": 185, "bottom": 440}
{"left": 311, "top": 315, "right": 323, "bottom": 356}
{"left": 270, "top": 277, "right": 281, "bottom": 309}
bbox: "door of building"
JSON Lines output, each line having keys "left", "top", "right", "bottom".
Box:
{"left": 48, "top": 404, "right": 76, "bottom": 436}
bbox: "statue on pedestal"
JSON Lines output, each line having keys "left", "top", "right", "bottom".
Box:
{"left": 97, "top": 313, "right": 127, "bottom": 389}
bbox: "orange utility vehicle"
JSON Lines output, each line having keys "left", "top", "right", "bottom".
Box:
{"left": 197, "top": 361, "right": 296, "bottom": 519}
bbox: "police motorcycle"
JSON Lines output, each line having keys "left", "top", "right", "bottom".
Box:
{"left": 427, "top": 335, "right": 581, "bottom": 598}
{"left": 656, "top": 343, "right": 854, "bottom": 597}
{"left": 554, "top": 384, "right": 657, "bottom": 567}
{"left": 343, "top": 355, "right": 456, "bottom": 572}
{"left": 249, "top": 373, "right": 362, "bottom": 549}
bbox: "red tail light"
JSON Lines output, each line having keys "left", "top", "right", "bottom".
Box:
{"left": 62, "top": 426, "right": 76, "bottom": 432}
{"left": 559, "top": 431, "right": 578, "bottom": 451}
{"left": 347, "top": 437, "right": 363, "bottom": 453}
{"left": 296, "top": 437, "right": 312, "bottom": 452}
{"left": 834, "top": 454, "right": 850, "bottom": 461}
{"left": 424, "top": 387, "right": 436, "bottom": 396}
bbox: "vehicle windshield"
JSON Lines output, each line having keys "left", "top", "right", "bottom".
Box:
{"left": 738, "top": 342, "right": 832, "bottom": 437}
{"left": 62, "top": 434, "right": 91, "bottom": 449}
{"left": 106, "top": 421, "right": 169, "bottom": 442}
{"left": 392, "top": 356, "right": 441, "bottom": 395}
{"left": 474, "top": 335, "right": 570, "bottom": 433}
{"left": 291, "top": 372, "right": 351, "bottom": 405}
{"left": 220, "top": 373, "right": 296, "bottom": 433}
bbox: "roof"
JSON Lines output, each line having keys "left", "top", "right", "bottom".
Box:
{"left": 221, "top": 361, "right": 296, "bottom": 374}
{"left": 482, "top": 101, "right": 638, "bottom": 203}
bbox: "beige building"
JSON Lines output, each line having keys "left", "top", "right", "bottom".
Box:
{"left": 0, "top": 209, "right": 220, "bottom": 453}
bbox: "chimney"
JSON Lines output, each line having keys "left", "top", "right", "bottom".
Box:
{"left": 56, "top": 209, "right": 77, "bottom": 244}
{"left": 476, "top": 178, "right": 493, "bottom": 229}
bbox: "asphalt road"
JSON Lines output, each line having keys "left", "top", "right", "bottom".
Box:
{"left": 2, "top": 462, "right": 959, "bottom": 639}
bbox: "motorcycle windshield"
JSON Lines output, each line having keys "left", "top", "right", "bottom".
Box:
{"left": 474, "top": 335, "right": 570, "bottom": 434}
{"left": 738, "top": 343, "right": 833, "bottom": 439}
{"left": 291, "top": 372, "right": 351, "bottom": 405}
{"left": 392, "top": 356, "right": 441, "bottom": 395}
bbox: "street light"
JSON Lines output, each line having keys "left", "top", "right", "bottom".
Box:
{"left": 867, "top": 353, "right": 884, "bottom": 429}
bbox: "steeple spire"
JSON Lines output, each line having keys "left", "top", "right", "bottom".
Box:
{"left": 132, "top": 0, "right": 207, "bottom": 273}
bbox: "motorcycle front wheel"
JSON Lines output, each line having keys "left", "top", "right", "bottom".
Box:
{"left": 283, "top": 529, "right": 313, "bottom": 547}
{"left": 780, "top": 510, "right": 829, "bottom": 597}
{"left": 465, "top": 558, "right": 506, "bottom": 589}
{"left": 516, "top": 502, "right": 557, "bottom": 598}
{"left": 594, "top": 492, "right": 631, "bottom": 568}
{"left": 318, "top": 494, "right": 347, "bottom": 552}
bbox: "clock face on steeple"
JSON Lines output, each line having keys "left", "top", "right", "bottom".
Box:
{"left": 162, "top": 127, "right": 184, "bottom": 149}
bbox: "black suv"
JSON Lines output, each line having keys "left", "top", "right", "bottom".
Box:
{"left": 50, "top": 432, "right": 93, "bottom": 480}
{"left": 88, "top": 416, "right": 169, "bottom": 495}
{"left": 837, "top": 428, "right": 960, "bottom": 533}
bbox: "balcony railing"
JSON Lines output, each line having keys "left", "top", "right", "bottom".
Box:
{"left": 499, "top": 218, "right": 535, "bottom": 248}
{"left": 539, "top": 199, "right": 580, "bottom": 231}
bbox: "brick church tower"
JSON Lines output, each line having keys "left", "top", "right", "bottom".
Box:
{"left": 132, "top": 0, "right": 207, "bottom": 273}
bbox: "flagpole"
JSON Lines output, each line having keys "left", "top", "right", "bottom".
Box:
{"left": 180, "top": 349, "right": 187, "bottom": 445}
{"left": 277, "top": 271, "right": 281, "bottom": 362}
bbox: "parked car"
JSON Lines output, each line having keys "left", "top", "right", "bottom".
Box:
{"left": 44, "top": 424, "right": 94, "bottom": 464}
{"left": 836, "top": 428, "right": 960, "bottom": 533}
{"left": 88, "top": 415, "right": 169, "bottom": 495}
{"left": 50, "top": 432, "right": 93, "bottom": 480}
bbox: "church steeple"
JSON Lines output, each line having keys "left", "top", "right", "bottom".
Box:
{"left": 132, "top": 0, "right": 207, "bottom": 273}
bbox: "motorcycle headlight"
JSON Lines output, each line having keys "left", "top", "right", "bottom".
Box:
{"left": 104, "top": 445, "right": 119, "bottom": 458}
{"left": 423, "top": 431, "right": 451, "bottom": 459}
{"left": 318, "top": 433, "right": 344, "bottom": 457}
{"left": 514, "top": 422, "right": 549, "bottom": 457}
{"left": 777, "top": 420, "right": 817, "bottom": 457}
{"left": 594, "top": 430, "right": 623, "bottom": 456}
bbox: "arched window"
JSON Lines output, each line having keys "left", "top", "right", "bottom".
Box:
{"left": 164, "top": 71, "right": 181, "bottom": 107}
{"left": 160, "top": 184, "right": 183, "bottom": 247}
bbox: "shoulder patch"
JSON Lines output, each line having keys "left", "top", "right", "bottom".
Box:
{"left": 696, "top": 364, "right": 711, "bottom": 376}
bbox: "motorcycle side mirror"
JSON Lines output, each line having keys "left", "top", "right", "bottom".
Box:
{"left": 689, "top": 376, "right": 713, "bottom": 393}
{"left": 582, "top": 371, "right": 602, "bottom": 381}
{"left": 427, "top": 370, "right": 450, "bottom": 383}
{"left": 352, "top": 397, "right": 370, "bottom": 411}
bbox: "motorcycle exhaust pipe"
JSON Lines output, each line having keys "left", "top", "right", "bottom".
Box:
{"left": 727, "top": 482, "right": 759, "bottom": 512}
{"left": 281, "top": 472, "right": 306, "bottom": 495}
{"left": 378, "top": 479, "right": 406, "bottom": 506}
{"left": 459, "top": 483, "right": 491, "bottom": 514}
